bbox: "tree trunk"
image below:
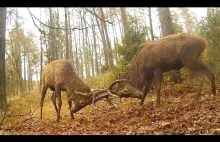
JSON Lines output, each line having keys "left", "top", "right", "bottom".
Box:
{"left": 78, "top": 21, "right": 84, "bottom": 78}
{"left": 35, "top": 64, "right": 39, "bottom": 88}
{"left": 120, "top": 8, "right": 128, "bottom": 36}
{"left": 65, "top": 8, "right": 70, "bottom": 60}
{"left": 93, "top": 8, "right": 108, "bottom": 68}
{"left": 100, "top": 8, "right": 114, "bottom": 70}
{"left": 88, "top": 35, "right": 95, "bottom": 77}
{"left": 115, "top": 9, "right": 123, "bottom": 43}
{"left": 27, "top": 53, "right": 31, "bottom": 91}
{"left": 91, "top": 17, "right": 99, "bottom": 75}
{"left": 56, "top": 8, "right": 62, "bottom": 59}
{"left": 157, "top": 8, "right": 175, "bottom": 37}
{"left": 15, "top": 8, "right": 23, "bottom": 95}
{"left": 148, "top": 7, "right": 154, "bottom": 41}
{"left": 112, "top": 23, "right": 119, "bottom": 65}
{"left": 73, "top": 34, "right": 79, "bottom": 74}
{"left": 83, "top": 14, "right": 90, "bottom": 78}
{"left": 157, "top": 8, "right": 182, "bottom": 84}
{"left": 180, "top": 8, "right": 193, "bottom": 34}
{"left": 40, "top": 8, "right": 43, "bottom": 78}
{"left": 68, "top": 10, "right": 73, "bottom": 61}
{"left": 0, "top": 7, "right": 7, "bottom": 109}
{"left": 73, "top": 23, "right": 80, "bottom": 75}
{"left": 49, "top": 8, "right": 56, "bottom": 62}
{"left": 23, "top": 37, "right": 26, "bottom": 94}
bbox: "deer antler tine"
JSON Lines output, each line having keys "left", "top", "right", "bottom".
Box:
{"left": 107, "top": 90, "right": 121, "bottom": 98}
{"left": 108, "top": 79, "right": 135, "bottom": 90}
{"left": 110, "top": 90, "right": 122, "bottom": 103}
{"left": 92, "top": 96, "right": 99, "bottom": 109}
{"left": 89, "top": 89, "right": 101, "bottom": 96}
{"left": 92, "top": 89, "right": 110, "bottom": 107}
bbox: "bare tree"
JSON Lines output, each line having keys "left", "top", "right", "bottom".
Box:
{"left": 15, "top": 8, "right": 24, "bottom": 95}
{"left": 148, "top": 7, "right": 154, "bottom": 40}
{"left": 179, "top": 8, "right": 194, "bottom": 34}
{"left": 91, "top": 15, "right": 99, "bottom": 75}
{"left": 73, "top": 19, "right": 80, "bottom": 75}
{"left": 68, "top": 9, "right": 73, "bottom": 61}
{"left": 93, "top": 8, "right": 108, "bottom": 68}
{"left": 100, "top": 8, "right": 114, "bottom": 70}
{"left": 40, "top": 8, "right": 43, "bottom": 76}
{"left": 49, "top": 8, "right": 56, "bottom": 62}
{"left": 120, "top": 7, "right": 128, "bottom": 36}
{"left": 23, "top": 29, "right": 27, "bottom": 94}
{"left": 65, "top": 8, "right": 70, "bottom": 60}
{"left": 0, "top": 7, "right": 7, "bottom": 109}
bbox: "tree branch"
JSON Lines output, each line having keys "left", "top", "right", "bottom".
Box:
{"left": 5, "top": 9, "right": 15, "bottom": 20}
{"left": 27, "top": 8, "right": 97, "bottom": 31}
{"left": 84, "top": 7, "right": 114, "bottom": 25}
{"left": 27, "top": 8, "right": 49, "bottom": 35}
{"left": 19, "top": 106, "right": 39, "bottom": 127}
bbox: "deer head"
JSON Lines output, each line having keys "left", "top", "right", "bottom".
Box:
{"left": 70, "top": 89, "right": 118, "bottom": 113}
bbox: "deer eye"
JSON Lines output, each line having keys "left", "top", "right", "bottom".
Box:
{"left": 79, "top": 101, "right": 84, "bottom": 106}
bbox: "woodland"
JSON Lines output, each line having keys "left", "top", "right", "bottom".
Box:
{"left": 0, "top": 7, "right": 219, "bottom": 135}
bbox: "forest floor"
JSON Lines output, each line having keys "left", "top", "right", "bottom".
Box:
{"left": 0, "top": 79, "right": 220, "bottom": 135}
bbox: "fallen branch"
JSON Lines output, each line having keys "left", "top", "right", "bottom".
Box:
{"left": 0, "top": 106, "right": 40, "bottom": 129}
{"left": 19, "top": 106, "right": 40, "bottom": 127}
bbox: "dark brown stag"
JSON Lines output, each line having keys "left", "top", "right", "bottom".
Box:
{"left": 97, "top": 33, "right": 216, "bottom": 107}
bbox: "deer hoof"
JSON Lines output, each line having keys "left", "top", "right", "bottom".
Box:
{"left": 71, "top": 116, "right": 75, "bottom": 120}
{"left": 139, "top": 101, "right": 144, "bottom": 105}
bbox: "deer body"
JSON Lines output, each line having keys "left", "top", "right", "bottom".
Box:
{"left": 118, "top": 33, "right": 216, "bottom": 107}
{"left": 40, "top": 60, "right": 92, "bottom": 122}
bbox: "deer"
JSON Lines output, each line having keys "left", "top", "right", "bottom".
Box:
{"left": 40, "top": 60, "right": 143, "bottom": 122}
{"left": 94, "top": 33, "right": 216, "bottom": 107}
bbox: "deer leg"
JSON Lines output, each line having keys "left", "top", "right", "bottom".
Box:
{"left": 200, "top": 66, "right": 216, "bottom": 96}
{"left": 195, "top": 75, "right": 205, "bottom": 101}
{"left": 55, "top": 86, "right": 62, "bottom": 122}
{"left": 40, "top": 86, "right": 48, "bottom": 119}
{"left": 140, "top": 78, "right": 154, "bottom": 105}
{"left": 154, "top": 69, "right": 163, "bottom": 108}
{"left": 68, "top": 99, "right": 74, "bottom": 120}
{"left": 51, "top": 92, "right": 58, "bottom": 117}
{"left": 190, "top": 67, "right": 205, "bottom": 101}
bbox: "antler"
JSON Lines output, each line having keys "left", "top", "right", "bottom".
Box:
{"left": 108, "top": 79, "right": 134, "bottom": 90}
{"left": 92, "top": 79, "right": 134, "bottom": 107}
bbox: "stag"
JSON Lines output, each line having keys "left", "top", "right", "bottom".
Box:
{"left": 96, "top": 33, "right": 216, "bottom": 107}
{"left": 41, "top": 60, "right": 100, "bottom": 122}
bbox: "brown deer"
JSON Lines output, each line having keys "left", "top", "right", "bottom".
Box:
{"left": 95, "top": 33, "right": 216, "bottom": 107}
{"left": 40, "top": 60, "right": 142, "bottom": 122}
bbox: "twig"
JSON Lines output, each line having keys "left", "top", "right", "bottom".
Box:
{"left": 83, "top": 7, "right": 114, "bottom": 25}
{"left": 27, "top": 8, "right": 48, "bottom": 35}
{"left": 5, "top": 9, "right": 15, "bottom": 20}
{"left": 0, "top": 106, "right": 39, "bottom": 128}
{"left": 19, "top": 106, "right": 40, "bottom": 127}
